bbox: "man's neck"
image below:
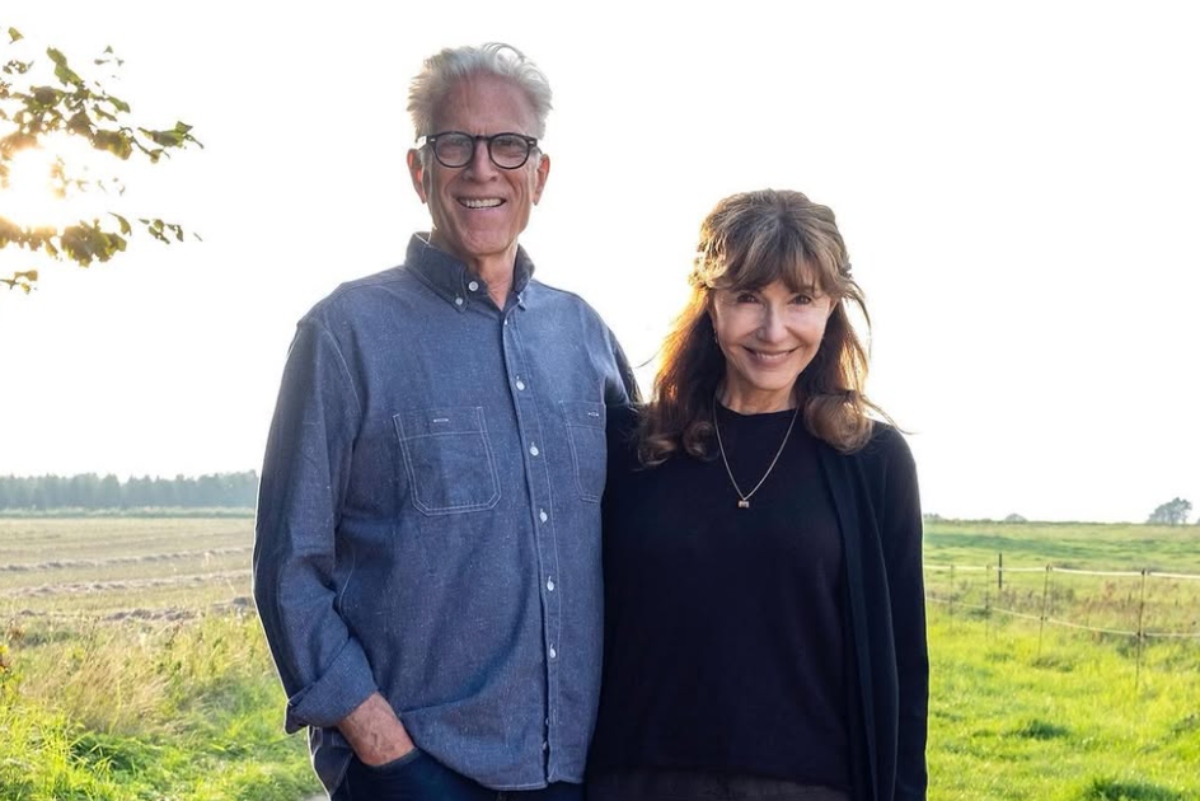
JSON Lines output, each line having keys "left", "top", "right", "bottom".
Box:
{"left": 473, "top": 259, "right": 514, "bottom": 308}
{"left": 427, "top": 236, "right": 518, "bottom": 308}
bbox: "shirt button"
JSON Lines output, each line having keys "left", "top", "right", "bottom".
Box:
{"left": 549, "top": 647, "right": 557, "bottom": 660}
{"left": 529, "top": 443, "right": 540, "bottom": 457}
{"left": 546, "top": 577, "right": 555, "bottom": 592}
{"left": 454, "top": 296, "right": 464, "bottom": 306}
{"left": 542, "top": 741, "right": 548, "bottom": 752}
{"left": 516, "top": 379, "right": 526, "bottom": 391}
{"left": 468, "top": 280, "right": 479, "bottom": 291}
{"left": 539, "top": 509, "right": 548, "bottom": 523}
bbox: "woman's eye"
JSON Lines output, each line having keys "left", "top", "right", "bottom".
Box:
{"left": 734, "top": 292, "right": 759, "bottom": 303}
{"left": 792, "top": 294, "right": 814, "bottom": 305}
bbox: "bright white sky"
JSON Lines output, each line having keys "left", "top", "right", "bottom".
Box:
{"left": 1, "top": 1, "right": 1197, "bottom": 523}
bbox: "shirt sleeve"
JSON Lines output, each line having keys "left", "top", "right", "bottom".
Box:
{"left": 252, "top": 319, "right": 379, "bottom": 733}
{"left": 877, "top": 428, "right": 929, "bottom": 800}
{"left": 604, "top": 324, "right": 642, "bottom": 406}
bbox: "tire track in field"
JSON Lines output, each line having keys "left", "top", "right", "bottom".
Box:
{"left": 0, "top": 568, "right": 251, "bottom": 599}
{"left": 0, "top": 545, "right": 252, "bottom": 573}
{"left": 9, "top": 596, "right": 255, "bottom": 623}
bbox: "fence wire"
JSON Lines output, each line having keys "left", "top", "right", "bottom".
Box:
{"left": 924, "top": 561, "right": 1200, "bottom": 641}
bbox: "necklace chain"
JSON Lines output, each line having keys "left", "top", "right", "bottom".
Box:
{"left": 712, "top": 401, "right": 800, "bottom": 509}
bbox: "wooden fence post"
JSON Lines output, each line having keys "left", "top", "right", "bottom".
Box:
{"left": 1037, "top": 565, "right": 1051, "bottom": 660}
{"left": 1135, "top": 569, "right": 1148, "bottom": 690}
{"left": 949, "top": 564, "right": 956, "bottom": 631}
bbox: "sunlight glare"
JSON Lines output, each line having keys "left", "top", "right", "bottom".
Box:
{"left": 0, "top": 134, "right": 113, "bottom": 230}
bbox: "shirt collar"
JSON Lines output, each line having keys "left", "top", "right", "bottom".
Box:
{"left": 405, "top": 233, "right": 535, "bottom": 311}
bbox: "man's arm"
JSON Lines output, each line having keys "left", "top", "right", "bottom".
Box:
{"left": 253, "top": 320, "right": 397, "bottom": 751}
{"left": 605, "top": 323, "right": 642, "bottom": 405}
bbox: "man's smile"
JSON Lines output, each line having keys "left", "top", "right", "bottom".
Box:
{"left": 459, "top": 197, "right": 505, "bottom": 209}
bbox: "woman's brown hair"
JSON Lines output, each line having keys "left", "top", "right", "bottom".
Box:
{"left": 640, "top": 188, "right": 889, "bottom": 465}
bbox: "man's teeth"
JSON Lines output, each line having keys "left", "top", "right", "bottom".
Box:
{"left": 460, "top": 198, "right": 503, "bottom": 209}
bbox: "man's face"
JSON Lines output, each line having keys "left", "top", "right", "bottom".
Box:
{"left": 407, "top": 74, "right": 550, "bottom": 271}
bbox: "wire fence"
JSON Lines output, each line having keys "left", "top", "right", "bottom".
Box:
{"left": 923, "top": 558, "right": 1200, "bottom": 684}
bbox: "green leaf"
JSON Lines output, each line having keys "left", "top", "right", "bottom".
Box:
{"left": 110, "top": 213, "right": 131, "bottom": 235}
{"left": 7, "top": 28, "right": 23, "bottom": 44}
{"left": 66, "top": 110, "right": 93, "bottom": 136}
{"left": 139, "top": 128, "right": 183, "bottom": 148}
{"left": 47, "top": 49, "right": 83, "bottom": 86}
{"left": 2, "top": 58, "right": 32, "bottom": 76}
{"left": 107, "top": 95, "right": 130, "bottom": 114}
{"left": 93, "top": 129, "right": 133, "bottom": 160}
{"left": 32, "top": 85, "right": 60, "bottom": 106}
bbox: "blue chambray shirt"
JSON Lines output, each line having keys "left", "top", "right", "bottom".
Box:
{"left": 253, "top": 234, "right": 637, "bottom": 793}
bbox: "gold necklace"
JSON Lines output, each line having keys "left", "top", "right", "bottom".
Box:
{"left": 713, "top": 401, "right": 800, "bottom": 509}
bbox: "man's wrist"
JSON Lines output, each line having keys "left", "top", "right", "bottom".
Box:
{"left": 339, "top": 692, "right": 415, "bottom": 765}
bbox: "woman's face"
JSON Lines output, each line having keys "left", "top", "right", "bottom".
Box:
{"left": 709, "top": 279, "right": 837, "bottom": 412}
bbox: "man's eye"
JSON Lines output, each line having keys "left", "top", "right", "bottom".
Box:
{"left": 492, "top": 135, "right": 525, "bottom": 155}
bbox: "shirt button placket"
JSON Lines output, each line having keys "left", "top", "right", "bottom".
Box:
{"left": 504, "top": 309, "right": 561, "bottom": 779}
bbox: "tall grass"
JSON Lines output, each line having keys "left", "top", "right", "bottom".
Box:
{"left": 0, "top": 612, "right": 318, "bottom": 801}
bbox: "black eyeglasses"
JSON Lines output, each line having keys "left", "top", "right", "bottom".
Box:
{"left": 417, "top": 131, "right": 539, "bottom": 170}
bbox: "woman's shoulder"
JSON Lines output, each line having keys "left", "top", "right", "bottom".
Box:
{"left": 606, "top": 402, "right": 640, "bottom": 431}
{"left": 605, "top": 403, "right": 642, "bottom": 455}
{"left": 841, "top": 420, "right": 916, "bottom": 473}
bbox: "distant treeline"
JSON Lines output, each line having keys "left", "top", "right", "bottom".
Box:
{"left": 0, "top": 472, "right": 258, "bottom": 510}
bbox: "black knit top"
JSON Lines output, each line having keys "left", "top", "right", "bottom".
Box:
{"left": 590, "top": 404, "right": 850, "bottom": 792}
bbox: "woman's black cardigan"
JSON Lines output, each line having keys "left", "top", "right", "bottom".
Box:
{"left": 817, "top": 423, "right": 928, "bottom": 801}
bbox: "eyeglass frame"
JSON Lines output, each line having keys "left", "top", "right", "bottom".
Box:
{"left": 416, "top": 131, "right": 540, "bottom": 170}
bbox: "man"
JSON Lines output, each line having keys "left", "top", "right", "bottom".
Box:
{"left": 253, "top": 43, "right": 636, "bottom": 801}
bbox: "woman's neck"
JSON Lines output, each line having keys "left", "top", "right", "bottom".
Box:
{"left": 716, "top": 383, "right": 798, "bottom": 415}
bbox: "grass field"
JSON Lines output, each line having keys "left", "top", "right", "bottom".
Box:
{"left": 0, "top": 515, "right": 319, "bottom": 800}
{"left": 1, "top": 516, "right": 1197, "bottom": 800}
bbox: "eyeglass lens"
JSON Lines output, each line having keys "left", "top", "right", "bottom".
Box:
{"left": 434, "top": 133, "right": 532, "bottom": 169}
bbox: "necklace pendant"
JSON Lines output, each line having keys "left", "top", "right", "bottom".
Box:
{"left": 737, "top": 499, "right": 751, "bottom": 509}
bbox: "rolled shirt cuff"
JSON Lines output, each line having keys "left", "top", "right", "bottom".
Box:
{"left": 285, "top": 636, "right": 378, "bottom": 733}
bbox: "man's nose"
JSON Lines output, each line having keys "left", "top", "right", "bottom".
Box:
{"left": 464, "top": 138, "right": 499, "bottom": 178}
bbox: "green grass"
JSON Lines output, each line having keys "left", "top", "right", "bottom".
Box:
{"left": 0, "top": 516, "right": 318, "bottom": 801}
{"left": 927, "top": 609, "right": 1200, "bottom": 801}
{"left": 924, "top": 520, "right": 1200, "bottom": 573}
{"left": 2, "top": 516, "right": 1198, "bottom": 800}
{"left": 0, "top": 612, "right": 319, "bottom": 800}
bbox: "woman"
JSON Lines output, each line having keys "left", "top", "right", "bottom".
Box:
{"left": 588, "top": 190, "right": 928, "bottom": 801}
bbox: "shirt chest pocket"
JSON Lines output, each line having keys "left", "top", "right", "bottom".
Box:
{"left": 394, "top": 406, "right": 501, "bottom": 515}
{"left": 561, "top": 400, "right": 606, "bottom": 503}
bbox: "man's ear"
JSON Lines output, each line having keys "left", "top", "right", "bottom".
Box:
{"left": 407, "top": 149, "right": 429, "bottom": 204}
{"left": 531, "top": 153, "right": 551, "bottom": 205}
